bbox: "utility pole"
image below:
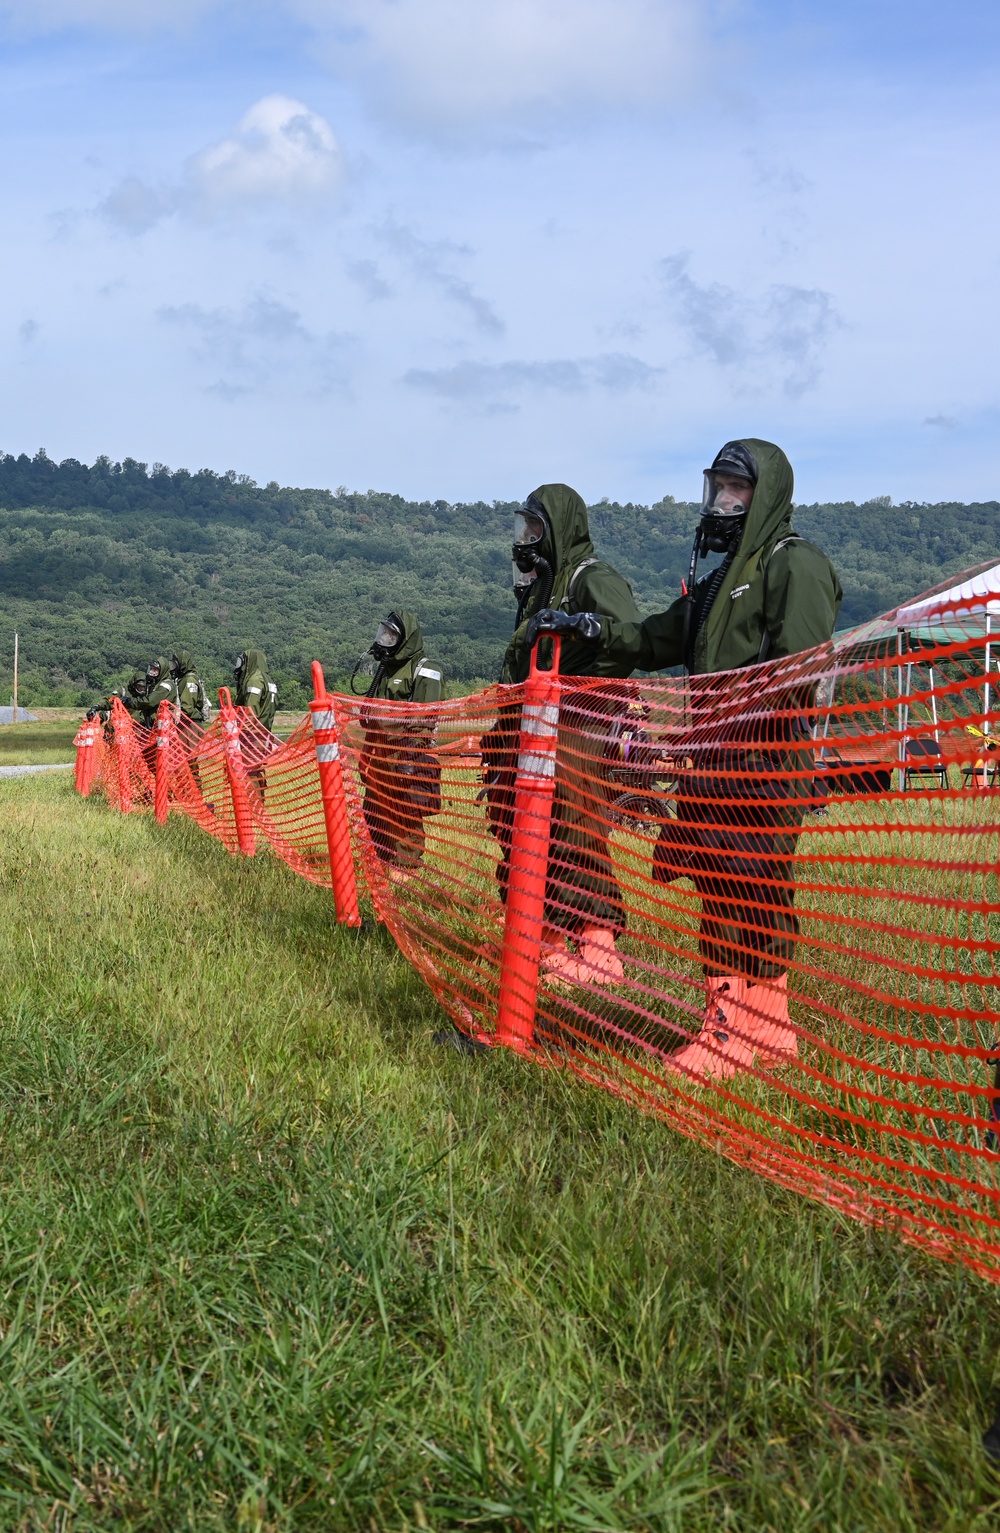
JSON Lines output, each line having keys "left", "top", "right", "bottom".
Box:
{"left": 12, "top": 632, "right": 18, "bottom": 724}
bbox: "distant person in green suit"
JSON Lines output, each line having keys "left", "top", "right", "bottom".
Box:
{"left": 87, "top": 668, "right": 149, "bottom": 724}
{"left": 359, "top": 610, "right": 444, "bottom": 882}
{"left": 538, "top": 440, "right": 842, "bottom": 1078}
{"left": 483, "top": 482, "right": 642, "bottom": 988}
{"left": 233, "top": 648, "right": 278, "bottom": 793}
{"left": 170, "top": 648, "right": 211, "bottom": 725}
{"left": 144, "top": 657, "right": 177, "bottom": 720}
{"left": 233, "top": 649, "right": 277, "bottom": 729}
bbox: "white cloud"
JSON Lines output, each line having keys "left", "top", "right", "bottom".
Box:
{"left": 405, "top": 353, "right": 661, "bottom": 411}
{"left": 660, "top": 255, "right": 841, "bottom": 399}
{"left": 158, "top": 294, "right": 354, "bottom": 397}
{"left": 189, "top": 95, "right": 344, "bottom": 214}
{"left": 376, "top": 220, "right": 503, "bottom": 334}
{"left": 296, "top": 0, "right": 709, "bottom": 132}
{"left": 2, "top": 0, "right": 711, "bottom": 133}
{"left": 100, "top": 96, "right": 343, "bottom": 233}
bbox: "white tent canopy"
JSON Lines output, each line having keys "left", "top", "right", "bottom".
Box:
{"left": 895, "top": 561, "right": 1000, "bottom": 749}
{"left": 896, "top": 561, "right": 1000, "bottom": 629}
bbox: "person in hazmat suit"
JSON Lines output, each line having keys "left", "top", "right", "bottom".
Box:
{"left": 233, "top": 649, "right": 278, "bottom": 792}
{"left": 483, "top": 483, "right": 641, "bottom": 986}
{"left": 87, "top": 668, "right": 150, "bottom": 724}
{"left": 144, "top": 657, "right": 178, "bottom": 719}
{"left": 531, "top": 440, "right": 842, "bottom": 1075}
{"left": 357, "top": 611, "right": 444, "bottom": 883}
{"left": 170, "top": 649, "right": 211, "bottom": 726}
{"left": 233, "top": 649, "right": 278, "bottom": 729}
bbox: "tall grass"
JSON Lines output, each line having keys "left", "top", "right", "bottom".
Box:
{"left": 1, "top": 775, "right": 1000, "bottom": 1529}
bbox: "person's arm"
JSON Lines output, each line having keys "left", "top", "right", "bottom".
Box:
{"left": 584, "top": 597, "right": 689, "bottom": 672}
{"left": 241, "top": 672, "right": 266, "bottom": 719}
{"left": 411, "top": 661, "right": 444, "bottom": 705}
{"left": 765, "top": 543, "right": 843, "bottom": 659}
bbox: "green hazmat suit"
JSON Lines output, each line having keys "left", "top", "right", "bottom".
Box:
{"left": 120, "top": 670, "right": 152, "bottom": 721}
{"left": 599, "top": 440, "right": 842, "bottom": 675}
{"left": 144, "top": 657, "right": 178, "bottom": 720}
{"left": 603, "top": 440, "right": 843, "bottom": 981}
{"left": 487, "top": 484, "right": 641, "bottom": 936}
{"left": 361, "top": 611, "right": 444, "bottom": 871}
{"left": 171, "top": 648, "right": 210, "bottom": 724}
{"left": 233, "top": 648, "right": 278, "bottom": 793}
{"left": 234, "top": 649, "right": 278, "bottom": 730}
{"left": 366, "top": 610, "right": 445, "bottom": 705}
{"left": 500, "top": 484, "right": 641, "bottom": 683}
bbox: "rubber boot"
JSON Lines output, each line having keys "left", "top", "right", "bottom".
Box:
{"left": 743, "top": 973, "right": 798, "bottom": 1064}
{"left": 667, "top": 977, "right": 755, "bottom": 1082}
{"left": 541, "top": 927, "right": 576, "bottom": 982}
{"left": 574, "top": 926, "right": 625, "bottom": 986}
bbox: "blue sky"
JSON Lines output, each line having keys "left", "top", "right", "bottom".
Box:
{"left": 1, "top": 0, "right": 997, "bottom": 505}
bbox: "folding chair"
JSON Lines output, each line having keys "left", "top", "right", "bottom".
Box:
{"left": 903, "top": 736, "right": 948, "bottom": 790}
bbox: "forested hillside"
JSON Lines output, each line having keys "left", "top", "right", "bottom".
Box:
{"left": 1, "top": 450, "right": 997, "bottom": 707}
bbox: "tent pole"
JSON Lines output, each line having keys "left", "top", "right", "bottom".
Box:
{"left": 897, "top": 628, "right": 905, "bottom": 771}
{"left": 12, "top": 632, "right": 18, "bottom": 725}
{"left": 986, "top": 614, "right": 992, "bottom": 737}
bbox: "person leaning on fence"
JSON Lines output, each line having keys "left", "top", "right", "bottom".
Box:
{"left": 358, "top": 610, "right": 444, "bottom": 885}
{"left": 88, "top": 668, "right": 150, "bottom": 725}
{"left": 482, "top": 482, "right": 641, "bottom": 987}
{"left": 532, "top": 440, "right": 842, "bottom": 1076}
{"left": 233, "top": 648, "right": 278, "bottom": 793}
{"left": 170, "top": 649, "right": 211, "bottom": 732}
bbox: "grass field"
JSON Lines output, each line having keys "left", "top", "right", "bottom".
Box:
{"left": 0, "top": 720, "right": 80, "bottom": 766}
{"left": 2, "top": 775, "right": 1000, "bottom": 1530}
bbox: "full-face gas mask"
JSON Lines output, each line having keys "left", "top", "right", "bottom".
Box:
{"left": 512, "top": 504, "right": 547, "bottom": 574}
{"left": 233, "top": 652, "right": 246, "bottom": 679}
{"left": 511, "top": 498, "right": 554, "bottom": 618}
{"left": 371, "top": 615, "right": 403, "bottom": 662}
{"left": 132, "top": 676, "right": 148, "bottom": 698}
{"left": 145, "top": 661, "right": 161, "bottom": 685}
{"left": 682, "top": 440, "right": 759, "bottom": 663}
{"left": 169, "top": 656, "right": 180, "bottom": 679}
{"left": 698, "top": 471, "right": 753, "bottom": 555}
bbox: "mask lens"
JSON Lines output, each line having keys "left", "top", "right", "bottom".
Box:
{"left": 702, "top": 472, "right": 752, "bottom": 518}
{"left": 513, "top": 511, "right": 545, "bottom": 547}
{"left": 374, "top": 621, "right": 402, "bottom": 651}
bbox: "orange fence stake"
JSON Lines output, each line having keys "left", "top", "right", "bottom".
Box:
{"left": 73, "top": 717, "right": 98, "bottom": 796}
{"left": 155, "top": 699, "right": 173, "bottom": 825}
{"left": 218, "top": 686, "right": 256, "bottom": 856}
{"left": 310, "top": 662, "right": 362, "bottom": 926}
{"left": 495, "top": 637, "right": 561, "bottom": 1053}
{"left": 110, "top": 697, "right": 134, "bottom": 813}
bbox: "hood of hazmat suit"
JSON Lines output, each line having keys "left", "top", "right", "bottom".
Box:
{"left": 234, "top": 648, "right": 278, "bottom": 729}
{"left": 368, "top": 610, "right": 444, "bottom": 704}
{"left": 501, "top": 483, "right": 640, "bottom": 683}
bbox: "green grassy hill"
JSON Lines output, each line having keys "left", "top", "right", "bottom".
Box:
{"left": 1, "top": 451, "right": 997, "bottom": 707}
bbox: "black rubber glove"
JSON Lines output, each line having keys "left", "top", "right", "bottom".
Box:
{"left": 525, "top": 609, "right": 603, "bottom": 649}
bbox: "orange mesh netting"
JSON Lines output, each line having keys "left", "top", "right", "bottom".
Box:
{"left": 81, "top": 567, "right": 1000, "bottom": 1281}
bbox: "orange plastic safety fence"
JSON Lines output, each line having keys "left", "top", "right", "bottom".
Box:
{"left": 83, "top": 567, "right": 1000, "bottom": 1282}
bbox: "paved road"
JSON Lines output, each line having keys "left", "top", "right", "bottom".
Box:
{"left": 0, "top": 763, "right": 73, "bottom": 778}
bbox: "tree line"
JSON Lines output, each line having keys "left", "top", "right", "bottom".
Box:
{"left": 0, "top": 450, "right": 996, "bottom": 708}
